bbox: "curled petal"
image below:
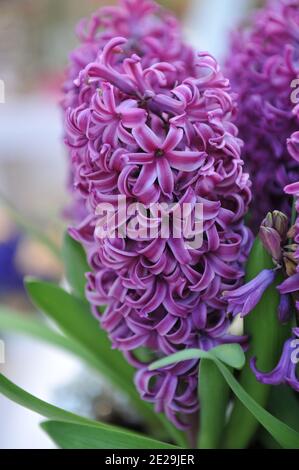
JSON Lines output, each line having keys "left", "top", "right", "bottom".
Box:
{"left": 251, "top": 329, "right": 299, "bottom": 392}
{"left": 223, "top": 269, "right": 276, "bottom": 317}
{"left": 167, "top": 150, "right": 206, "bottom": 171}
{"left": 278, "top": 272, "right": 299, "bottom": 295}
{"left": 163, "top": 126, "right": 184, "bottom": 152}
{"left": 133, "top": 162, "right": 157, "bottom": 196}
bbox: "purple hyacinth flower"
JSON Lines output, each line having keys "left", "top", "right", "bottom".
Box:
{"left": 225, "top": 0, "right": 299, "bottom": 231}
{"left": 63, "top": 0, "right": 252, "bottom": 429}
{"left": 251, "top": 328, "right": 299, "bottom": 392}
{"left": 129, "top": 125, "right": 206, "bottom": 198}
{"left": 223, "top": 269, "right": 276, "bottom": 318}
{"left": 259, "top": 226, "right": 282, "bottom": 262}
{"left": 278, "top": 294, "right": 293, "bottom": 324}
{"left": 278, "top": 272, "right": 299, "bottom": 296}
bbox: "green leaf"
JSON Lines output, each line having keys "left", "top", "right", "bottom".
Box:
{"left": 215, "top": 360, "right": 299, "bottom": 449}
{"left": 0, "top": 192, "right": 61, "bottom": 259}
{"left": 260, "top": 386, "right": 299, "bottom": 449}
{"left": 211, "top": 344, "right": 245, "bottom": 370}
{"left": 24, "top": 279, "right": 183, "bottom": 444}
{"left": 0, "top": 374, "right": 177, "bottom": 449}
{"left": 0, "top": 373, "right": 96, "bottom": 427}
{"left": 62, "top": 232, "right": 90, "bottom": 300}
{"left": 268, "top": 386, "right": 299, "bottom": 433}
{"left": 151, "top": 344, "right": 244, "bottom": 449}
{"left": 198, "top": 360, "right": 230, "bottom": 449}
{"left": 223, "top": 239, "right": 292, "bottom": 449}
{"left": 149, "top": 344, "right": 246, "bottom": 371}
{"left": 0, "top": 307, "right": 107, "bottom": 373}
{"left": 25, "top": 278, "right": 135, "bottom": 388}
{"left": 41, "top": 420, "right": 178, "bottom": 450}
{"left": 150, "top": 347, "right": 299, "bottom": 449}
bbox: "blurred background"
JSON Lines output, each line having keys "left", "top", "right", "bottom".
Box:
{"left": 0, "top": 0, "right": 263, "bottom": 449}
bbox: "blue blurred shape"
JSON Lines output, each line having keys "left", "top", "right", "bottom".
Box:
{"left": 0, "top": 234, "right": 23, "bottom": 294}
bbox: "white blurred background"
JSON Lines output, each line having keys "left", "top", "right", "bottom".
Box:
{"left": 0, "top": 0, "right": 260, "bottom": 449}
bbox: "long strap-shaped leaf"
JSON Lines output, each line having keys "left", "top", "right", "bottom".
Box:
{"left": 261, "top": 386, "right": 299, "bottom": 449}
{"left": 0, "top": 374, "right": 177, "bottom": 449}
{"left": 0, "top": 308, "right": 102, "bottom": 371}
{"left": 24, "top": 280, "right": 145, "bottom": 410}
{"left": 62, "top": 233, "right": 91, "bottom": 300}
{"left": 22, "top": 280, "right": 185, "bottom": 446}
{"left": 214, "top": 360, "right": 299, "bottom": 449}
{"left": 150, "top": 345, "right": 299, "bottom": 449}
{"left": 0, "top": 373, "right": 98, "bottom": 427}
{"left": 41, "top": 420, "right": 178, "bottom": 449}
{"left": 0, "top": 308, "right": 185, "bottom": 447}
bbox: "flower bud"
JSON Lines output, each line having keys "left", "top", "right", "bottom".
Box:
{"left": 259, "top": 226, "right": 282, "bottom": 261}
{"left": 261, "top": 211, "right": 288, "bottom": 240}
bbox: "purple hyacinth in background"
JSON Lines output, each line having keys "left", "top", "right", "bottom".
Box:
{"left": 225, "top": 0, "right": 299, "bottom": 231}
{"left": 63, "top": 0, "right": 252, "bottom": 429}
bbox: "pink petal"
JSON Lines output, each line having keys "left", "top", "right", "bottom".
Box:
{"left": 127, "top": 152, "right": 154, "bottom": 165}
{"left": 278, "top": 273, "right": 299, "bottom": 295}
{"left": 101, "top": 82, "right": 116, "bottom": 112}
{"left": 118, "top": 125, "right": 136, "bottom": 146}
{"left": 163, "top": 126, "right": 184, "bottom": 152}
{"left": 133, "top": 162, "right": 157, "bottom": 195}
{"left": 156, "top": 158, "right": 174, "bottom": 196}
{"left": 102, "top": 122, "right": 118, "bottom": 146}
{"left": 122, "top": 108, "right": 147, "bottom": 128}
{"left": 284, "top": 181, "right": 299, "bottom": 196}
{"left": 132, "top": 125, "right": 162, "bottom": 152}
{"left": 117, "top": 99, "right": 139, "bottom": 111}
{"left": 167, "top": 150, "right": 206, "bottom": 171}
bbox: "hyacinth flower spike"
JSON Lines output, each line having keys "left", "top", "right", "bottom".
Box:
{"left": 63, "top": 0, "right": 252, "bottom": 429}
{"left": 225, "top": 0, "right": 299, "bottom": 230}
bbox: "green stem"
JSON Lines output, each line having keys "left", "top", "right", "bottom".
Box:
{"left": 198, "top": 359, "right": 230, "bottom": 449}
{"left": 223, "top": 239, "right": 291, "bottom": 449}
